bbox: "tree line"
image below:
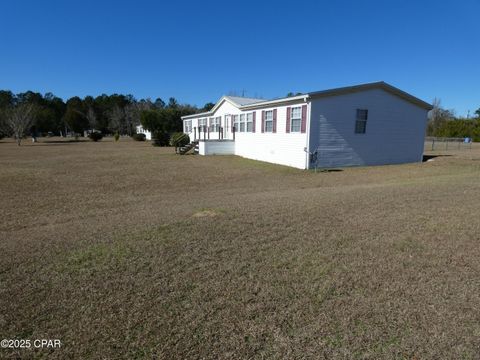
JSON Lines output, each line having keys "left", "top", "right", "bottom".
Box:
{"left": 2, "top": 90, "right": 479, "bottom": 144}
{"left": 0, "top": 90, "right": 214, "bottom": 145}
{"left": 427, "top": 99, "right": 480, "bottom": 141}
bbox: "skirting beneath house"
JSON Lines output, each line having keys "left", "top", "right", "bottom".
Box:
{"left": 198, "top": 140, "right": 235, "bottom": 155}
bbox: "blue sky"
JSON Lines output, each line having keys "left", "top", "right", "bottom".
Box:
{"left": 0, "top": 0, "right": 478, "bottom": 116}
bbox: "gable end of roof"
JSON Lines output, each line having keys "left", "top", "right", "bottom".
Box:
{"left": 308, "top": 81, "right": 433, "bottom": 110}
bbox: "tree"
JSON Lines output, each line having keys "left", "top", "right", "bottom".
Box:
{"left": 124, "top": 103, "right": 143, "bottom": 136}
{"left": 35, "top": 107, "right": 57, "bottom": 134}
{"left": 85, "top": 107, "right": 98, "bottom": 130}
{"left": 140, "top": 109, "right": 164, "bottom": 132}
{"left": 167, "top": 97, "right": 178, "bottom": 109}
{"left": 475, "top": 108, "right": 480, "bottom": 118}
{"left": 287, "top": 92, "right": 303, "bottom": 97}
{"left": 0, "top": 89, "right": 201, "bottom": 138}
{"left": 64, "top": 97, "right": 88, "bottom": 134}
{"left": 201, "top": 102, "right": 215, "bottom": 112}
{"left": 42, "top": 94, "right": 66, "bottom": 134}
{"left": 107, "top": 105, "right": 126, "bottom": 133}
{"left": 138, "top": 99, "right": 153, "bottom": 111}
{"left": 154, "top": 98, "right": 165, "bottom": 109}
{"left": 427, "top": 98, "right": 455, "bottom": 136}
{"left": 2, "top": 103, "right": 37, "bottom": 145}
{"left": 0, "top": 90, "right": 14, "bottom": 108}
{"left": 0, "top": 91, "right": 15, "bottom": 138}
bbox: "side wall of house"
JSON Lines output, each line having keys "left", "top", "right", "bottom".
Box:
{"left": 184, "top": 100, "right": 310, "bottom": 169}
{"left": 309, "top": 89, "right": 429, "bottom": 168}
{"left": 234, "top": 105, "right": 309, "bottom": 169}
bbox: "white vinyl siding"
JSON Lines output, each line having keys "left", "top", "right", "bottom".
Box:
{"left": 290, "top": 107, "right": 301, "bottom": 132}
{"left": 309, "top": 88, "right": 428, "bottom": 168}
{"left": 184, "top": 100, "right": 310, "bottom": 169}
{"left": 264, "top": 110, "right": 273, "bottom": 132}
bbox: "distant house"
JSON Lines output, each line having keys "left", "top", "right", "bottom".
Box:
{"left": 181, "top": 81, "right": 432, "bottom": 169}
{"left": 135, "top": 125, "right": 152, "bottom": 140}
{"left": 83, "top": 129, "right": 101, "bottom": 137}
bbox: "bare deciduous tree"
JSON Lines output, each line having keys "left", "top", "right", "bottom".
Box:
{"left": 2, "top": 103, "right": 37, "bottom": 145}
{"left": 73, "top": 106, "right": 97, "bottom": 132}
{"left": 124, "top": 104, "right": 139, "bottom": 136}
{"left": 124, "top": 102, "right": 153, "bottom": 135}
{"left": 85, "top": 107, "right": 97, "bottom": 130}
{"left": 427, "top": 98, "right": 455, "bottom": 136}
{"left": 107, "top": 105, "right": 125, "bottom": 134}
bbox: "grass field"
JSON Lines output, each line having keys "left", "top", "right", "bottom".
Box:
{"left": 1, "top": 137, "right": 480, "bottom": 359}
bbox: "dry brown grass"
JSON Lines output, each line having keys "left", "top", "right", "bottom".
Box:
{"left": 1, "top": 137, "right": 480, "bottom": 359}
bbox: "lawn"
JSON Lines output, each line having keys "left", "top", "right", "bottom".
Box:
{"left": 1, "top": 137, "right": 480, "bottom": 359}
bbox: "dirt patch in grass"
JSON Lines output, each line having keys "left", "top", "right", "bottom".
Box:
{"left": 192, "top": 209, "right": 224, "bottom": 218}
{"left": 1, "top": 137, "right": 480, "bottom": 358}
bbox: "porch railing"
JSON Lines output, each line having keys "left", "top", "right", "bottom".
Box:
{"left": 193, "top": 126, "right": 230, "bottom": 141}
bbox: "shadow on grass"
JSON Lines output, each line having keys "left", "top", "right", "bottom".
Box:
{"left": 38, "top": 139, "right": 90, "bottom": 145}
{"left": 309, "top": 168, "right": 344, "bottom": 173}
{"left": 422, "top": 154, "right": 452, "bottom": 162}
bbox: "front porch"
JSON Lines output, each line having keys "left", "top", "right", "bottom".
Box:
{"left": 191, "top": 126, "right": 235, "bottom": 141}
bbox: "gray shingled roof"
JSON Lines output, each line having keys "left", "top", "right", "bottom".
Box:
{"left": 182, "top": 82, "right": 432, "bottom": 119}
{"left": 224, "top": 96, "right": 264, "bottom": 106}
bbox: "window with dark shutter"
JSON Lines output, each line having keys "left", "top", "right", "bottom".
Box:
{"left": 355, "top": 109, "right": 368, "bottom": 134}
{"left": 264, "top": 110, "right": 273, "bottom": 132}
{"left": 290, "top": 107, "right": 302, "bottom": 132}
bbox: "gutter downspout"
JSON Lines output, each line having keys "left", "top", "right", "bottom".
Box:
{"left": 304, "top": 95, "right": 311, "bottom": 170}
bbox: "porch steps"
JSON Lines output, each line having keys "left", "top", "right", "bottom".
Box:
{"left": 178, "top": 141, "right": 199, "bottom": 155}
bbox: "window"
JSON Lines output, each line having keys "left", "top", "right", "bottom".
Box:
{"left": 239, "top": 114, "right": 245, "bottom": 132}
{"left": 355, "top": 109, "right": 368, "bottom": 134}
{"left": 246, "top": 113, "right": 253, "bottom": 132}
{"left": 185, "top": 120, "right": 192, "bottom": 133}
{"left": 199, "top": 118, "right": 207, "bottom": 132}
{"left": 290, "top": 107, "right": 301, "bottom": 132}
{"left": 264, "top": 110, "right": 273, "bottom": 132}
{"left": 233, "top": 115, "right": 239, "bottom": 132}
{"left": 209, "top": 117, "right": 221, "bottom": 132}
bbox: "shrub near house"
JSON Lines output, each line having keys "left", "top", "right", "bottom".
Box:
{"left": 88, "top": 132, "right": 103, "bottom": 142}
{"left": 170, "top": 132, "right": 190, "bottom": 148}
{"left": 131, "top": 133, "right": 146, "bottom": 141}
{"left": 152, "top": 130, "right": 169, "bottom": 147}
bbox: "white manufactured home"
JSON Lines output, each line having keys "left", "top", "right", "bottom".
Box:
{"left": 181, "top": 82, "right": 432, "bottom": 169}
